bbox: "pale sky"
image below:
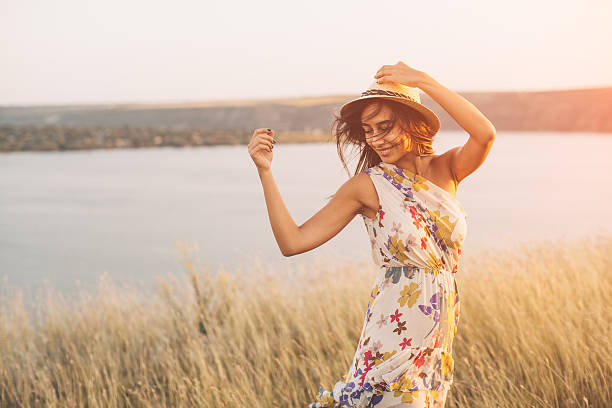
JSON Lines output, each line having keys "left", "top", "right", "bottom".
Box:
{"left": 2, "top": 0, "right": 611, "bottom": 106}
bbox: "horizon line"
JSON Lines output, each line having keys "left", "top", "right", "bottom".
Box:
{"left": 2, "top": 84, "right": 611, "bottom": 109}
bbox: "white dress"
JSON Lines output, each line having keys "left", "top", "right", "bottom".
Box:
{"left": 308, "top": 161, "right": 468, "bottom": 408}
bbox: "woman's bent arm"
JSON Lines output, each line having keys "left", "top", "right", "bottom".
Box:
{"left": 258, "top": 167, "right": 365, "bottom": 257}
{"left": 257, "top": 167, "right": 300, "bottom": 256}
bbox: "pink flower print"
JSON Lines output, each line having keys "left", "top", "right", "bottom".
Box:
{"left": 405, "top": 233, "right": 417, "bottom": 247}
{"left": 361, "top": 348, "right": 375, "bottom": 367}
{"left": 430, "top": 326, "right": 442, "bottom": 339}
{"left": 412, "top": 217, "right": 422, "bottom": 229}
{"left": 414, "top": 351, "right": 426, "bottom": 368}
{"left": 399, "top": 337, "right": 413, "bottom": 350}
{"left": 380, "top": 276, "right": 392, "bottom": 292}
{"left": 390, "top": 221, "right": 404, "bottom": 235}
{"left": 376, "top": 314, "right": 388, "bottom": 329}
{"left": 390, "top": 308, "right": 403, "bottom": 323}
{"left": 358, "top": 369, "right": 368, "bottom": 386}
{"left": 421, "top": 237, "right": 428, "bottom": 250}
{"left": 371, "top": 340, "right": 383, "bottom": 353}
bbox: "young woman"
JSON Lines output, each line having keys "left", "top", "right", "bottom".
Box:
{"left": 248, "top": 61, "right": 496, "bottom": 408}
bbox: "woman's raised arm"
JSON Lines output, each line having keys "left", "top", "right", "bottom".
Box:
{"left": 375, "top": 62, "right": 496, "bottom": 183}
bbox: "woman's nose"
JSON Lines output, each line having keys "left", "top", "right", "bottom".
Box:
{"left": 370, "top": 132, "right": 390, "bottom": 146}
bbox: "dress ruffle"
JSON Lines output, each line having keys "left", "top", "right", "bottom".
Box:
{"left": 307, "top": 342, "right": 454, "bottom": 408}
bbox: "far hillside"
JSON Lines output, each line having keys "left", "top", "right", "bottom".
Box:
{"left": 1, "top": 87, "right": 610, "bottom": 152}
{"left": 1, "top": 87, "right": 611, "bottom": 133}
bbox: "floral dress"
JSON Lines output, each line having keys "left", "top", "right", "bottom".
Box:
{"left": 307, "top": 161, "right": 468, "bottom": 408}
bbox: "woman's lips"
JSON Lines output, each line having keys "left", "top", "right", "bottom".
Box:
{"left": 377, "top": 146, "right": 394, "bottom": 156}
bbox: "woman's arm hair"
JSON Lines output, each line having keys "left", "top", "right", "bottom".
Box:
{"left": 257, "top": 168, "right": 365, "bottom": 257}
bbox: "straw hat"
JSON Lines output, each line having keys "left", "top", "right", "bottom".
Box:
{"left": 339, "top": 80, "right": 441, "bottom": 137}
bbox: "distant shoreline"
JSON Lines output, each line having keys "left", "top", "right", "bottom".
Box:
{"left": 1, "top": 125, "right": 609, "bottom": 153}
{"left": 0, "top": 125, "right": 336, "bottom": 153}
{"left": 1, "top": 87, "right": 611, "bottom": 152}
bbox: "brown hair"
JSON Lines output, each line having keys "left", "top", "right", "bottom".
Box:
{"left": 330, "top": 98, "right": 436, "bottom": 178}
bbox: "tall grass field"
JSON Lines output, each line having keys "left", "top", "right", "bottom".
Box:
{"left": 1, "top": 235, "right": 610, "bottom": 407}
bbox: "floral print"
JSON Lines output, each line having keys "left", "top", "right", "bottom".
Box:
{"left": 307, "top": 162, "right": 467, "bottom": 408}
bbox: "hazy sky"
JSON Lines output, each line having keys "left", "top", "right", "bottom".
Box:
{"left": 2, "top": 0, "right": 611, "bottom": 105}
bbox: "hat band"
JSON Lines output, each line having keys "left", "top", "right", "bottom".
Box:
{"left": 361, "top": 89, "right": 418, "bottom": 103}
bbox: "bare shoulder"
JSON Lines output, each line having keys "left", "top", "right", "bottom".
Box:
{"left": 429, "top": 149, "right": 461, "bottom": 195}
{"left": 433, "top": 147, "right": 460, "bottom": 169}
{"left": 349, "top": 170, "right": 380, "bottom": 219}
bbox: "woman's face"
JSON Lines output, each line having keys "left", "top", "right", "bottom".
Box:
{"left": 360, "top": 102, "right": 409, "bottom": 160}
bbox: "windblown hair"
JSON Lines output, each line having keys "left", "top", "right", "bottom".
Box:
{"left": 330, "top": 98, "right": 436, "bottom": 178}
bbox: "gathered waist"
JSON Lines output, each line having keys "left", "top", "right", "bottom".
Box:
{"left": 377, "top": 264, "right": 457, "bottom": 293}
{"left": 383, "top": 264, "right": 453, "bottom": 275}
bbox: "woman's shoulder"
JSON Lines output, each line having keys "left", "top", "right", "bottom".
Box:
{"left": 359, "top": 162, "right": 384, "bottom": 176}
{"left": 350, "top": 170, "right": 380, "bottom": 217}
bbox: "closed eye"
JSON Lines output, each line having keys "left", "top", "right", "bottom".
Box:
{"left": 364, "top": 126, "right": 391, "bottom": 134}
{"left": 361, "top": 120, "right": 392, "bottom": 127}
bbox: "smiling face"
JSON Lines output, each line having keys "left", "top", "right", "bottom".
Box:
{"left": 360, "top": 101, "right": 411, "bottom": 161}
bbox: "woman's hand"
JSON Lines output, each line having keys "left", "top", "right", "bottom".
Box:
{"left": 248, "top": 128, "right": 276, "bottom": 171}
{"left": 374, "top": 61, "right": 428, "bottom": 88}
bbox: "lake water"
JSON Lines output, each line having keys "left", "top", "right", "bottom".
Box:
{"left": 1, "top": 131, "right": 611, "bottom": 303}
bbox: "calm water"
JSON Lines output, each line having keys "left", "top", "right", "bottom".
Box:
{"left": 1, "top": 131, "right": 611, "bottom": 301}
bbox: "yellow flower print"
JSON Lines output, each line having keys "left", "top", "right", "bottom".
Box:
{"left": 411, "top": 175, "right": 430, "bottom": 192}
{"left": 383, "top": 350, "right": 397, "bottom": 360}
{"left": 430, "top": 210, "right": 459, "bottom": 250}
{"left": 381, "top": 167, "right": 405, "bottom": 186}
{"left": 441, "top": 351, "right": 454, "bottom": 377}
{"left": 428, "top": 390, "right": 439, "bottom": 404}
{"left": 398, "top": 282, "right": 421, "bottom": 308}
{"left": 389, "top": 375, "right": 414, "bottom": 393}
{"left": 391, "top": 173, "right": 406, "bottom": 187}
{"left": 388, "top": 235, "right": 410, "bottom": 263}
{"left": 366, "top": 284, "right": 380, "bottom": 310}
{"left": 425, "top": 252, "right": 445, "bottom": 273}
{"left": 372, "top": 283, "right": 380, "bottom": 298}
{"left": 400, "top": 390, "right": 420, "bottom": 403}
{"left": 381, "top": 166, "right": 428, "bottom": 193}
{"left": 314, "top": 388, "right": 335, "bottom": 406}
{"left": 374, "top": 349, "right": 398, "bottom": 367}
{"left": 388, "top": 375, "right": 420, "bottom": 401}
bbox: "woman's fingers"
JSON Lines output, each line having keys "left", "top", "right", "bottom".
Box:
{"left": 250, "top": 128, "right": 276, "bottom": 151}
{"left": 249, "top": 140, "right": 273, "bottom": 153}
{"left": 254, "top": 128, "right": 275, "bottom": 137}
{"left": 250, "top": 137, "right": 273, "bottom": 150}
{"left": 248, "top": 128, "right": 276, "bottom": 157}
{"left": 251, "top": 129, "right": 276, "bottom": 143}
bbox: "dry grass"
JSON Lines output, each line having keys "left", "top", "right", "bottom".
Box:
{"left": 1, "top": 235, "right": 610, "bottom": 407}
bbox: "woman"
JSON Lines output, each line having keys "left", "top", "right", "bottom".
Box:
{"left": 248, "top": 61, "right": 496, "bottom": 408}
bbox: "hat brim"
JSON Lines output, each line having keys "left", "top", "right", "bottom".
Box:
{"left": 339, "top": 95, "right": 441, "bottom": 137}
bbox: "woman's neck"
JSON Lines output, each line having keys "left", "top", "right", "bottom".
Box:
{"left": 395, "top": 152, "right": 429, "bottom": 176}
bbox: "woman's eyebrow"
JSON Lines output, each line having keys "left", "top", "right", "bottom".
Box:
{"left": 361, "top": 119, "right": 392, "bottom": 126}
